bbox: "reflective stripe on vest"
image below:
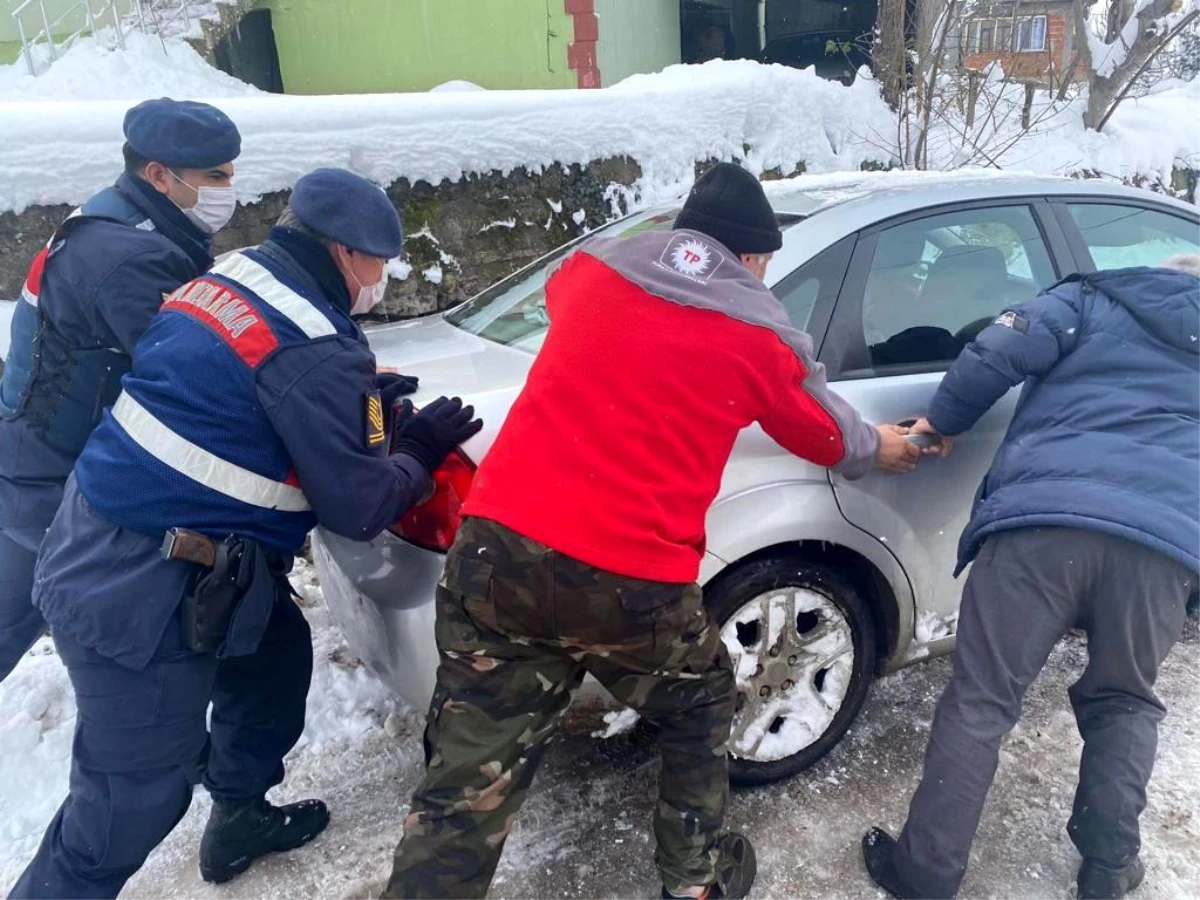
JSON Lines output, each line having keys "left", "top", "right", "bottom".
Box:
{"left": 19, "top": 239, "right": 50, "bottom": 307}
{"left": 111, "top": 392, "right": 312, "bottom": 512}
{"left": 209, "top": 252, "right": 337, "bottom": 340}
{"left": 20, "top": 250, "right": 45, "bottom": 307}
{"left": 18, "top": 207, "right": 78, "bottom": 308}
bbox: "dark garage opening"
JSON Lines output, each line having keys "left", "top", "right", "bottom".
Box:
{"left": 213, "top": 9, "right": 284, "bottom": 94}
{"left": 680, "top": 0, "right": 880, "bottom": 84}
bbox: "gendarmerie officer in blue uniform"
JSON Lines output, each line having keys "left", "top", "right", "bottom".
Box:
{"left": 0, "top": 98, "right": 241, "bottom": 682}
{"left": 9, "top": 168, "right": 481, "bottom": 899}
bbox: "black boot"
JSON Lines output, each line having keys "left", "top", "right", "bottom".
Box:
{"left": 661, "top": 831, "right": 757, "bottom": 900}
{"left": 861, "top": 827, "right": 925, "bottom": 900}
{"left": 1078, "top": 857, "right": 1145, "bottom": 900}
{"left": 199, "top": 795, "right": 330, "bottom": 884}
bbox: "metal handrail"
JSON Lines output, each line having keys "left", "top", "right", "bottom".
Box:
{"left": 10, "top": 0, "right": 206, "bottom": 76}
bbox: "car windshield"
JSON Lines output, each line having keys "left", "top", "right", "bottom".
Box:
{"left": 444, "top": 210, "right": 680, "bottom": 352}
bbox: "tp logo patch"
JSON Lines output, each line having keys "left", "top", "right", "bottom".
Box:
{"left": 660, "top": 234, "right": 724, "bottom": 284}
{"left": 365, "top": 390, "right": 385, "bottom": 448}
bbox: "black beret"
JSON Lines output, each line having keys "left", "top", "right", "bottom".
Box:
{"left": 290, "top": 168, "right": 403, "bottom": 259}
{"left": 123, "top": 98, "right": 241, "bottom": 169}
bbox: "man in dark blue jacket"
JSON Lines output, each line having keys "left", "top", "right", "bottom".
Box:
{"left": 863, "top": 256, "right": 1200, "bottom": 900}
{"left": 8, "top": 168, "right": 482, "bottom": 899}
{"left": 0, "top": 98, "right": 241, "bottom": 682}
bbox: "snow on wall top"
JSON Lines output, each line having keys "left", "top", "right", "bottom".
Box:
{"left": 0, "top": 57, "right": 895, "bottom": 214}
{"left": 2, "top": 34, "right": 1198, "bottom": 218}
{"left": 0, "top": 32, "right": 262, "bottom": 102}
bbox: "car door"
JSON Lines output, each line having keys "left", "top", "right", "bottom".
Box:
{"left": 820, "top": 200, "right": 1068, "bottom": 640}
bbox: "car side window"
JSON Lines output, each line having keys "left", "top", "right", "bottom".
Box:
{"left": 770, "top": 235, "right": 854, "bottom": 332}
{"left": 861, "top": 206, "right": 1056, "bottom": 369}
{"left": 1068, "top": 203, "right": 1199, "bottom": 269}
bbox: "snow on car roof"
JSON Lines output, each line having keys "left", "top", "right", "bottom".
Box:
{"left": 765, "top": 168, "right": 1195, "bottom": 218}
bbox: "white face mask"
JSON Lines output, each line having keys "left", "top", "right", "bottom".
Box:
{"left": 350, "top": 267, "right": 388, "bottom": 316}
{"left": 170, "top": 171, "right": 237, "bottom": 234}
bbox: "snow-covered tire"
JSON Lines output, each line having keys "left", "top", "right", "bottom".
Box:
{"left": 707, "top": 556, "right": 876, "bottom": 787}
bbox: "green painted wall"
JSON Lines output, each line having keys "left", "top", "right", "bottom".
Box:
{"left": 595, "top": 0, "right": 680, "bottom": 87}
{"left": 265, "top": 0, "right": 576, "bottom": 94}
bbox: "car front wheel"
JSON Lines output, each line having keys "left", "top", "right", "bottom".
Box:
{"left": 706, "top": 556, "right": 877, "bottom": 787}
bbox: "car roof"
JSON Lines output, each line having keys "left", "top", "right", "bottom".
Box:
{"left": 761, "top": 171, "right": 1197, "bottom": 219}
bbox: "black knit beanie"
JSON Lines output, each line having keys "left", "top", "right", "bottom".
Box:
{"left": 673, "top": 163, "right": 783, "bottom": 256}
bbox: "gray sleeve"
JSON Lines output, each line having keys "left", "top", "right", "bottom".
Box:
{"left": 802, "top": 360, "right": 881, "bottom": 480}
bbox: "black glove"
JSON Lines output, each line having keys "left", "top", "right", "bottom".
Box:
{"left": 389, "top": 398, "right": 417, "bottom": 453}
{"left": 378, "top": 372, "right": 420, "bottom": 411}
{"left": 393, "top": 396, "right": 483, "bottom": 472}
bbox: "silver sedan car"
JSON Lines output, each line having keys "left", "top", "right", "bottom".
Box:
{"left": 314, "top": 174, "right": 1200, "bottom": 786}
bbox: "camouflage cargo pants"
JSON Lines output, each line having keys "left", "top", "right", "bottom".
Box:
{"left": 383, "top": 516, "right": 735, "bottom": 899}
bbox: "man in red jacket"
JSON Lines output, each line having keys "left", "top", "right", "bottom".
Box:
{"left": 383, "top": 163, "right": 920, "bottom": 900}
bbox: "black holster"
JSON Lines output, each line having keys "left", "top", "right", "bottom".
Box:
{"left": 181, "top": 536, "right": 295, "bottom": 657}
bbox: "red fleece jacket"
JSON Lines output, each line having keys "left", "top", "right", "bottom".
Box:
{"left": 463, "top": 249, "right": 865, "bottom": 583}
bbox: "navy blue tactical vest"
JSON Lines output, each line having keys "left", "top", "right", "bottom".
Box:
{"left": 0, "top": 188, "right": 153, "bottom": 454}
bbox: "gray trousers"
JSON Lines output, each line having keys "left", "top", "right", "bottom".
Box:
{"left": 894, "top": 527, "right": 1192, "bottom": 898}
{"left": 0, "top": 524, "right": 47, "bottom": 682}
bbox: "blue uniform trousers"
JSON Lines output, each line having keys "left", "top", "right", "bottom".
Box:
{"left": 0, "top": 524, "right": 48, "bottom": 682}
{"left": 8, "top": 533, "right": 313, "bottom": 899}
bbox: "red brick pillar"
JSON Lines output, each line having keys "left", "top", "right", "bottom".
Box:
{"left": 566, "top": 0, "right": 602, "bottom": 89}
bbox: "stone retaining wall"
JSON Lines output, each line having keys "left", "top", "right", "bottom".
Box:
{"left": 0, "top": 156, "right": 643, "bottom": 319}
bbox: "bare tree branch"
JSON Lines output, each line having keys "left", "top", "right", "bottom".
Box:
{"left": 1095, "top": 8, "right": 1200, "bottom": 131}
{"left": 1082, "top": 0, "right": 1182, "bottom": 127}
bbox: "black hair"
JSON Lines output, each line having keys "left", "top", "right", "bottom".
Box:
{"left": 122, "top": 141, "right": 153, "bottom": 175}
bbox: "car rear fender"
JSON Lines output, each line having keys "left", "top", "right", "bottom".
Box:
{"left": 704, "top": 480, "right": 919, "bottom": 672}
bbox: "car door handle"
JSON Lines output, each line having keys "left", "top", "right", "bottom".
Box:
{"left": 895, "top": 419, "right": 943, "bottom": 452}
{"left": 906, "top": 433, "right": 941, "bottom": 450}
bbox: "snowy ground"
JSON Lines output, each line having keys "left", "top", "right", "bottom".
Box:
{"left": 1, "top": 559, "right": 1196, "bottom": 899}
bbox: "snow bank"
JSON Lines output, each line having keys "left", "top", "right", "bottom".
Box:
{"left": 0, "top": 31, "right": 262, "bottom": 103}
{"left": 0, "top": 59, "right": 894, "bottom": 214}
{"left": 1, "top": 44, "right": 1196, "bottom": 219}
{"left": 1057, "top": 78, "right": 1200, "bottom": 181}
{"left": 0, "top": 639, "right": 73, "bottom": 878}
{"left": 901, "top": 69, "right": 1200, "bottom": 185}
{"left": 0, "top": 302, "right": 15, "bottom": 355}
{"left": 429, "top": 80, "right": 487, "bottom": 93}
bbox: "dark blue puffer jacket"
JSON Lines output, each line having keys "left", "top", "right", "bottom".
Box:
{"left": 929, "top": 266, "right": 1200, "bottom": 575}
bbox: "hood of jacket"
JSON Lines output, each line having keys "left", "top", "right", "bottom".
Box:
{"left": 1087, "top": 266, "right": 1200, "bottom": 355}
